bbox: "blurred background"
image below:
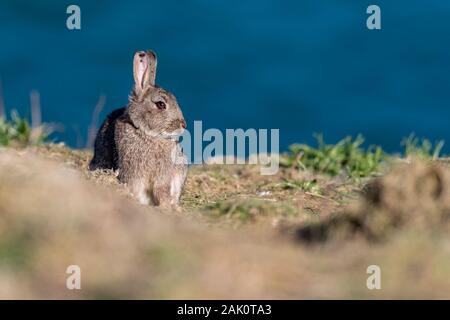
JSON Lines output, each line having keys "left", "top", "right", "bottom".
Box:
{"left": 0, "top": 0, "right": 449, "bottom": 152}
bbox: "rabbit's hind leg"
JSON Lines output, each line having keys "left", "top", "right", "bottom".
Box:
{"left": 152, "top": 180, "right": 178, "bottom": 210}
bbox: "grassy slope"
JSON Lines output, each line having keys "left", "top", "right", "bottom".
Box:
{"left": 0, "top": 143, "right": 450, "bottom": 298}
{"left": 35, "top": 143, "right": 357, "bottom": 227}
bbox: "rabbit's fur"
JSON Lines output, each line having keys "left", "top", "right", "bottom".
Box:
{"left": 89, "top": 51, "right": 187, "bottom": 209}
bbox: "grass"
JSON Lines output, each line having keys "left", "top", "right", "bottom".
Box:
{"left": 205, "top": 198, "right": 298, "bottom": 222}
{"left": 1, "top": 131, "right": 450, "bottom": 298}
{"left": 279, "top": 179, "right": 323, "bottom": 194}
{"left": 0, "top": 233, "right": 33, "bottom": 270}
{"left": 402, "top": 133, "right": 445, "bottom": 160}
{"left": 280, "top": 134, "right": 385, "bottom": 179}
{"left": 1, "top": 144, "right": 450, "bottom": 299}
{"left": 0, "top": 111, "right": 49, "bottom": 147}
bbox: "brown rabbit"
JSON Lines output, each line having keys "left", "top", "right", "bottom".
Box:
{"left": 89, "top": 50, "right": 187, "bottom": 210}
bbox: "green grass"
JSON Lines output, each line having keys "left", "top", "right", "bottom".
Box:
{"left": 205, "top": 198, "right": 297, "bottom": 222}
{"left": 0, "top": 229, "right": 34, "bottom": 270}
{"left": 280, "top": 133, "right": 448, "bottom": 180}
{"left": 0, "top": 111, "right": 49, "bottom": 147}
{"left": 279, "top": 179, "right": 323, "bottom": 195}
{"left": 280, "top": 134, "right": 385, "bottom": 179}
{"left": 401, "top": 134, "right": 445, "bottom": 160}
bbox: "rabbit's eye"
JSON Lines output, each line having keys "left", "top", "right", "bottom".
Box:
{"left": 155, "top": 101, "right": 166, "bottom": 110}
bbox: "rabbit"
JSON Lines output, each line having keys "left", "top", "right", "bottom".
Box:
{"left": 89, "top": 50, "right": 188, "bottom": 210}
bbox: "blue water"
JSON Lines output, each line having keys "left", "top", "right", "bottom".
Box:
{"left": 1, "top": 0, "right": 449, "bottom": 153}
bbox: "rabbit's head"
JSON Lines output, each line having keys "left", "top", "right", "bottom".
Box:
{"left": 128, "top": 50, "right": 186, "bottom": 138}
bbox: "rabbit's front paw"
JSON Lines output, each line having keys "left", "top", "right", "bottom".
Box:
{"left": 129, "top": 180, "right": 151, "bottom": 205}
{"left": 159, "top": 202, "right": 182, "bottom": 213}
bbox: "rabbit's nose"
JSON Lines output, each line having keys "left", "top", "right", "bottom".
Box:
{"left": 180, "top": 120, "right": 187, "bottom": 129}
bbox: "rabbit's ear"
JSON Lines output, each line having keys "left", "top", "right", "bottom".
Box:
{"left": 145, "top": 50, "right": 157, "bottom": 86}
{"left": 133, "top": 50, "right": 157, "bottom": 96}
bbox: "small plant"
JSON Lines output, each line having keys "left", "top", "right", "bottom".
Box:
{"left": 206, "top": 198, "right": 297, "bottom": 222}
{"left": 280, "top": 134, "right": 385, "bottom": 179}
{"left": 280, "top": 179, "right": 322, "bottom": 195}
{"left": 401, "top": 134, "right": 445, "bottom": 160}
{"left": 0, "top": 111, "right": 49, "bottom": 147}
